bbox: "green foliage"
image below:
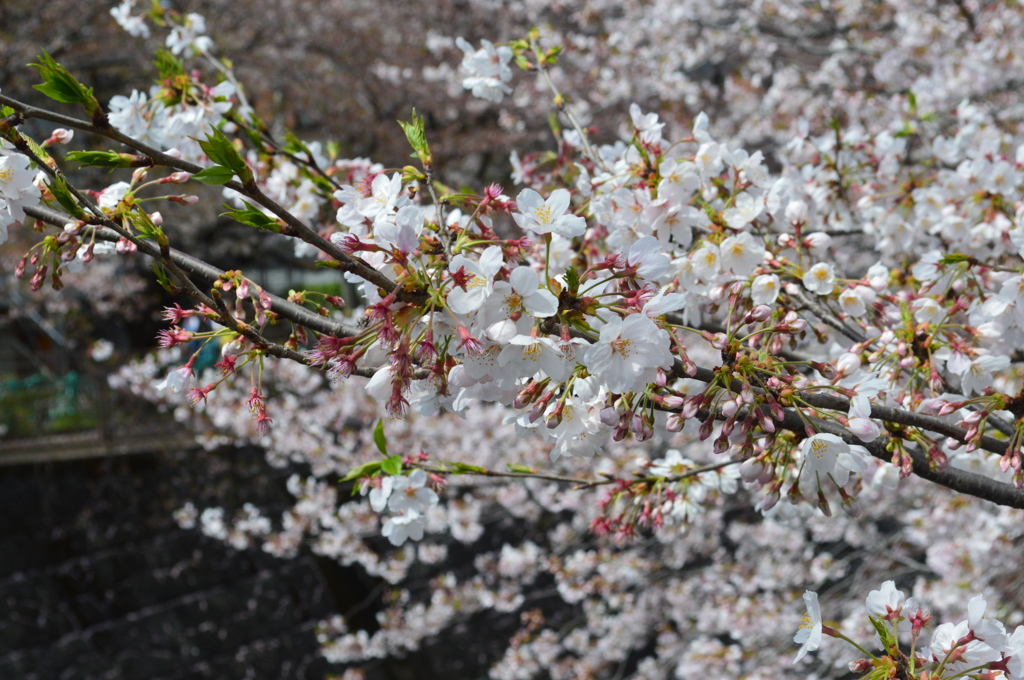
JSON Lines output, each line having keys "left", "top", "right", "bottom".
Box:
{"left": 66, "top": 151, "right": 140, "bottom": 169}
{"left": 398, "top": 108, "right": 432, "bottom": 167}
{"left": 30, "top": 52, "right": 103, "bottom": 121}
{"left": 373, "top": 418, "right": 388, "bottom": 455}
{"left": 152, "top": 49, "right": 185, "bottom": 80}
{"left": 197, "top": 128, "right": 254, "bottom": 184}
{"left": 192, "top": 165, "right": 237, "bottom": 185}
{"left": 220, "top": 202, "right": 282, "bottom": 233}
{"left": 47, "top": 175, "right": 85, "bottom": 218}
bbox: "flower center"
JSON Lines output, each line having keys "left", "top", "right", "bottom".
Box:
{"left": 0, "top": 167, "right": 13, "bottom": 183}
{"left": 612, "top": 338, "right": 634, "bottom": 357}
{"left": 534, "top": 205, "right": 552, "bottom": 225}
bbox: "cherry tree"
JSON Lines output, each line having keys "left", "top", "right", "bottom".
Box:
{"left": 5, "top": 1, "right": 1024, "bottom": 677}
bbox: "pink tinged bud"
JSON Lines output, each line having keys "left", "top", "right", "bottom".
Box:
{"left": 30, "top": 265, "right": 48, "bottom": 291}
{"left": 836, "top": 352, "right": 861, "bottom": 377}
{"left": 760, "top": 488, "right": 781, "bottom": 511}
{"left": 713, "top": 435, "right": 729, "bottom": 454}
{"left": 683, "top": 359, "right": 697, "bottom": 376}
{"left": 151, "top": 211, "right": 164, "bottom": 226}
{"left": 698, "top": 416, "right": 714, "bottom": 441}
{"left": 777, "top": 233, "right": 796, "bottom": 247}
{"left": 599, "top": 406, "right": 619, "bottom": 427}
{"left": 721, "top": 400, "right": 738, "bottom": 419}
{"left": 259, "top": 291, "right": 272, "bottom": 310}
{"left": 757, "top": 409, "right": 776, "bottom": 433}
{"left": 682, "top": 396, "right": 701, "bottom": 419}
{"left": 132, "top": 168, "right": 148, "bottom": 184}
{"left": 81, "top": 244, "right": 95, "bottom": 263}
{"left": 665, "top": 414, "right": 684, "bottom": 432}
{"left": 758, "top": 463, "right": 775, "bottom": 485}
{"left": 745, "top": 304, "right": 772, "bottom": 323}
{"left": 663, "top": 395, "right": 685, "bottom": 410}
{"left": 739, "top": 458, "right": 764, "bottom": 482}
{"left": 166, "top": 148, "right": 183, "bottom": 159}
{"left": 237, "top": 279, "right": 250, "bottom": 299}
{"left": 51, "top": 128, "right": 74, "bottom": 144}
{"left": 161, "top": 172, "right": 191, "bottom": 184}
{"left": 169, "top": 195, "right": 199, "bottom": 205}
{"left": 15, "top": 257, "right": 27, "bottom": 279}
{"left": 710, "top": 333, "right": 728, "bottom": 350}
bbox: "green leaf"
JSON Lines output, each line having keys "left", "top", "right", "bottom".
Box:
{"left": 198, "top": 128, "right": 246, "bottom": 172}
{"left": 941, "top": 253, "right": 969, "bottom": 265}
{"left": 152, "top": 49, "right": 184, "bottom": 80}
{"left": 220, "top": 203, "right": 282, "bottom": 233}
{"left": 127, "top": 209, "right": 162, "bottom": 240}
{"left": 507, "top": 464, "right": 538, "bottom": 474}
{"left": 46, "top": 175, "right": 85, "bottom": 219}
{"left": 563, "top": 266, "right": 580, "bottom": 295}
{"left": 30, "top": 52, "right": 102, "bottom": 119}
{"left": 151, "top": 262, "right": 175, "bottom": 292}
{"left": 66, "top": 151, "right": 138, "bottom": 169}
{"left": 373, "top": 419, "right": 388, "bottom": 456}
{"left": 398, "top": 108, "right": 431, "bottom": 167}
{"left": 449, "top": 462, "right": 487, "bottom": 474}
{"left": 380, "top": 455, "right": 402, "bottom": 476}
{"left": 193, "top": 165, "right": 236, "bottom": 185}
{"left": 341, "top": 460, "right": 383, "bottom": 482}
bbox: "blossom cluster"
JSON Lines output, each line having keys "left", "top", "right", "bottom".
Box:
{"left": 6, "top": 3, "right": 1024, "bottom": 678}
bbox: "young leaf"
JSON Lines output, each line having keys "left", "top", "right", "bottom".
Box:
{"left": 380, "top": 455, "right": 403, "bottom": 476}
{"left": 30, "top": 52, "right": 104, "bottom": 122}
{"left": 220, "top": 203, "right": 282, "bottom": 232}
{"left": 47, "top": 175, "right": 85, "bottom": 219}
{"left": 152, "top": 49, "right": 185, "bottom": 80}
{"left": 341, "top": 460, "right": 383, "bottom": 483}
{"left": 373, "top": 419, "right": 388, "bottom": 456}
{"left": 66, "top": 151, "right": 140, "bottom": 169}
{"left": 398, "top": 108, "right": 432, "bottom": 167}
{"left": 193, "top": 165, "right": 236, "bottom": 185}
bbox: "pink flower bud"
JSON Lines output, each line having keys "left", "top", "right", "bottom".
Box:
{"left": 739, "top": 458, "right": 764, "bottom": 482}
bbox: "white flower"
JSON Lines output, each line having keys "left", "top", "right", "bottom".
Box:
{"left": 929, "top": 621, "right": 1001, "bottom": 671}
{"left": 513, "top": 188, "right": 586, "bottom": 238}
{"left": 960, "top": 354, "right": 1010, "bottom": 395}
{"left": 447, "top": 245, "right": 503, "bottom": 315}
{"left": 794, "top": 591, "right": 822, "bottom": 663}
{"left": 650, "top": 449, "right": 696, "bottom": 477}
{"left": 375, "top": 205, "right": 423, "bottom": 254}
{"left": 366, "top": 476, "right": 394, "bottom": 513}
{"left": 800, "top": 433, "right": 866, "bottom": 488}
{"left": 110, "top": 0, "right": 150, "bottom": 38}
{"left": 0, "top": 152, "right": 41, "bottom": 226}
{"left": 481, "top": 266, "right": 558, "bottom": 327}
{"left": 912, "top": 297, "right": 945, "bottom": 324}
{"left": 155, "top": 364, "right": 193, "bottom": 393}
{"left": 356, "top": 173, "right": 404, "bottom": 225}
{"left": 866, "top": 581, "right": 916, "bottom": 619}
{"left": 623, "top": 235, "right": 671, "bottom": 282}
{"left": 720, "top": 231, "right": 766, "bottom": 274}
{"left": 582, "top": 314, "right": 673, "bottom": 393}
{"left": 751, "top": 274, "right": 781, "bottom": 305}
{"left": 381, "top": 511, "right": 427, "bottom": 546}
{"left": 629, "top": 103, "right": 664, "bottom": 145}
{"left": 1006, "top": 626, "right": 1024, "bottom": 679}
{"left": 691, "top": 243, "right": 721, "bottom": 281}
{"left": 723, "top": 192, "right": 763, "bottom": 229}
{"left": 498, "top": 335, "right": 571, "bottom": 381}
{"left": 847, "top": 396, "right": 880, "bottom": 442}
{"left": 838, "top": 286, "right": 875, "bottom": 317}
{"left": 802, "top": 263, "right": 835, "bottom": 295}
{"left": 387, "top": 469, "right": 439, "bottom": 515}
{"left": 166, "top": 13, "right": 213, "bottom": 55}
{"left": 455, "top": 38, "right": 513, "bottom": 103}
{"left": 968, "top": 594, "right": 1008, "bottom": 651}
